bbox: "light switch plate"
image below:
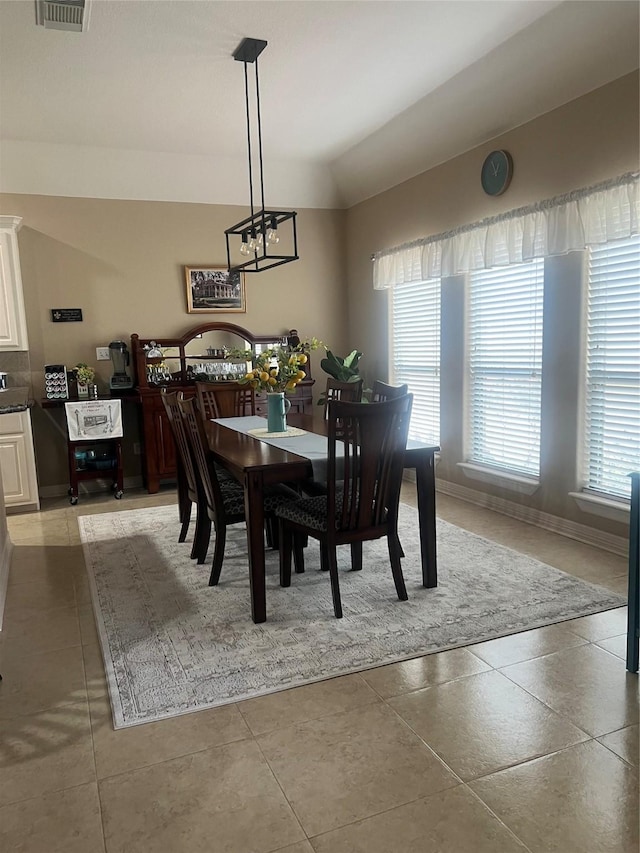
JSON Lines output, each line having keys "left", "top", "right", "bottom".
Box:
{"left": 96, "top": 347, "right": 111, "bottom": 361}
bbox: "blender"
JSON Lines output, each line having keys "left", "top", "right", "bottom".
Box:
{"left": 109, "top": 341, "right": 133, "bottom": 390}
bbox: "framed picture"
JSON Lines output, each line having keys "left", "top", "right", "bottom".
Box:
{"left": 185, "top": 266, "right": 246, "bottom": 313}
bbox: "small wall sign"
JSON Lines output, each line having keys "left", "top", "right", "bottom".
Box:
{"left": 51, "top": 308, "right": 83, "bottom": 323}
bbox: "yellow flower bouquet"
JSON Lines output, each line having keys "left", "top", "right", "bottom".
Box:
{"left": 241, "top": 349, "right": 308, "bottom": 394}
{"left": 239, "top": 337, "right": 322, "bottom": 394}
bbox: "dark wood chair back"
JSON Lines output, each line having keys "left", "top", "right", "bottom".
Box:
{"left": 371, "top": 380, "right": 409, "bottom": 402}
{"left": 328, "top": 395, "right": 413, "bottom": 536}
{"left": 178, "top": 394, "right": 247, "bottom": 585}
{"left": 195, "top": 381, "right": 255, "bottom": 420}
{"left": 161, "top": 389, "right": 202, "bottom": 550}
{"left": 323, "top": 377, "right": 364, "bottom": 418}
{"left": 178, "top": 395, "right": 226, "bottom": 520}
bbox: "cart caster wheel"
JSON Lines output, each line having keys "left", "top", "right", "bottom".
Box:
{"left": 114, "top": 490, "right": 123, "bottom": 500}
{"left": 70, "top": 496, "right": 78, "bottom": 505}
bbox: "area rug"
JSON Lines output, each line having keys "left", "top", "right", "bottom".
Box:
{"left": 79, "top": 504, "right": 626, "bottom": 729}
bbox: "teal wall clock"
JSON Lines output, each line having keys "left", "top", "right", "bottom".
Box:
{"left": 481, "top": 150, "right": 513, "bottom": 196}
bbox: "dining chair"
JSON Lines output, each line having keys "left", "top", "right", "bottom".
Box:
{"left": 322, "top": 377, "right": 364, "bottom": 418}
{"left": 178, "top": 395, "right": 302, "bottom": 586}
{"left": 161, "top": 390, "right": 210, "bottom": 561}
{"left": 276, "top": 394, "right": 414, "bottom": 618}
{"left": 371, "top": 379, "right": 409, "bottom": 402}
{"left": 370, "top": 380, "right": 412, "bottom": 558}
{"left": 195, "top": 381, "right": 255, "bottom": 420}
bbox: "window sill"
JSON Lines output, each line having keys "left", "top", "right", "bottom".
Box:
{"left": 457, "top": 462, "right": 540, "bottom": 495}
{"left": 569, "top": 491, "right": 630, "bottom": 523}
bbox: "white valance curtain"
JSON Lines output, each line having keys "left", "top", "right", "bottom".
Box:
{"left": 373, "top": 172, "right": 640, "bottom": 289}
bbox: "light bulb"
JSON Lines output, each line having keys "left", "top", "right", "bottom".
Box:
{"left": 267, "top": 218, "right": 280, "bottom": 244}
{"left": 248, "top": 229, "right": 257, "bottom": 251}
{"left": 240, "top": 232, "right": 251, "bottom": 256}
{"left": 256, "top": 229, "right": 264, "bottom": 247}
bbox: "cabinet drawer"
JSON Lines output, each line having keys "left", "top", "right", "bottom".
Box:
{"left": 0, "top": 411, "right": 25, "bottom": 435}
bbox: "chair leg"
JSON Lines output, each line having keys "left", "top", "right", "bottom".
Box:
{"left": 178, "top": 501, "right": 192, "bottom": 543}
{"left": 192, "top": 512, "right": 211, "bottom": 563}
{"left": 293, "top": 534, "right": 305, "bottom": 573}
{"left": 388, "top": 533, "right": 408, "bottom": 601}
{"left": 209, "top": 523, "right": 226, "bottom": 586}
{"left": 320, "top": 545, "right": 329, "bottom": 572}
{"left": 279, "top": 520, "right": 293, "bottom": 587}
{"left": 326, "top": 545, "right": 343, "bottom": 618}
{"left": 265, "top": 517, "right": 279, "bottom": 549}
{"left": 350, "top": 542, "right": 363, "bottom": 571}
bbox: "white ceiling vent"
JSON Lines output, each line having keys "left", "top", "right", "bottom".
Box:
{"left": 35, "top": 0, "right": 91, "bottom": 33}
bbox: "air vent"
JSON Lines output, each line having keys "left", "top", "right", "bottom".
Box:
{"left": 35, "top": 0, "right": 91, "bottom": 32}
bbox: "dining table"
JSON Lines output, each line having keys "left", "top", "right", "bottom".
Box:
{"left": 204, "top": 411, "right": 440, "bottom": 624}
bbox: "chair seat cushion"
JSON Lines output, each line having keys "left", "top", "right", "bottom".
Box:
{"left": 275, "top": 494, "right": 338, "bottom": 532}
{"left": 219, "top": 479, "right": 301, "bottom": 517}
{"left": 219, "top": 479, "right": 245, "bottom": 515}
{"left": 214, "top": 463, "right": 236, "bottom": 485}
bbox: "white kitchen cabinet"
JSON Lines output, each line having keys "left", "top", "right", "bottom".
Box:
{"left": 0, "top": 410, "right": 39, "bottom": 510}
{"left": 0, "top": 215, "right": 29, "bottom": 351}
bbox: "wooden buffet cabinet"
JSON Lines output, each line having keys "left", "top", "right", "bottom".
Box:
{"left": 131, "top": 322, "right": 314, "bottom": 493}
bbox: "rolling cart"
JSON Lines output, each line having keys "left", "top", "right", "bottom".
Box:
{"left": 64, "top": 399, "right": 124, "bottom": 504}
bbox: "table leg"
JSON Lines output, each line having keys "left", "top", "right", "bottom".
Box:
{"left": 414, "top": 451, "right": 437, "bottom": 587}
{"left": 244, "top": 469, "right": 267, "bottom": 623}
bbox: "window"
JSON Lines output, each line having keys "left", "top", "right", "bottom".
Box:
{"left": 468, "top": 259, "right": 544, "bottom": 477}
{"left": 584, "top": 235, "right": 640, "bottom": 501}
{"left": 391, "top": 279, "right": 440, "bottom": 444}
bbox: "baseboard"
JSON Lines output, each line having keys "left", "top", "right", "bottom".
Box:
{"left": 0, "top": 534, "right": 13, "bottom": 631}
{"left": 39, "top": 475, "right": 143, "bottom": 500}
{"left": 5, "top": 502, "right": 40, "bottom": 515}
{"left": 436, "top": 479, "right": 628, "bottom": 558}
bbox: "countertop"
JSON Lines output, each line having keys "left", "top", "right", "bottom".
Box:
{"left": 0, "top": 386, "right": 34, "bottom": 414}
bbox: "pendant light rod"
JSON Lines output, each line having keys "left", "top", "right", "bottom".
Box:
{"left": 254, "top": 57, "right": 266, "bottom": 224}
{"left": 243, "top": 60, "right": 255, "bottom": 224}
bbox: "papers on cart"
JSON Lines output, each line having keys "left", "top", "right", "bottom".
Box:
{"left": 64, "top": 399, "right": 123, "bottom": 441}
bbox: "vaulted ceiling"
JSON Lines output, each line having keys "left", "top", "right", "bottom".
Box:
{"left": 0, "top": 0, "right": 638, "bottom": 208}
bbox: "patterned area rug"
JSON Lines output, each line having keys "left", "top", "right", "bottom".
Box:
{"left": 79, "top": 504, "right": 625, "bottom": 728}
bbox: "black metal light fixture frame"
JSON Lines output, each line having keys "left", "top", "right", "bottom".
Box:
{"left": 225, "top": 37, "right": 299, "bottom": 274}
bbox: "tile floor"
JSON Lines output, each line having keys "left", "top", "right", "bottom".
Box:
{"left": 0, "top": 485, "right": 637, "bottom": 853}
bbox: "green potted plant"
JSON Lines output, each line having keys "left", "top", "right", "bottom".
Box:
{"left": 73, "top": 363, "right": 96, "bottom": 399}
{"left": 317, "top": 348, "right": 367, "bottom": 406}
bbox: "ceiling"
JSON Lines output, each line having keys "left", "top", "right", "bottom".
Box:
{"left": 0, "top": 0, "right": 638, "bottom": 208}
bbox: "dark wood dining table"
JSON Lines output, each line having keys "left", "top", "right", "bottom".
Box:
{"left": 204, "top": 411, "right": 439, "bottom": 624}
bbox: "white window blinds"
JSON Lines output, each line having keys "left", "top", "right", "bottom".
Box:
{"left": 468, "top": 259, "right": 544, "bottom": 477}
{"left": 585, "top": 235, "right": 640, "bottom": 500}
{"left": 391, "top": 279, "right": 441, "bottom": 444}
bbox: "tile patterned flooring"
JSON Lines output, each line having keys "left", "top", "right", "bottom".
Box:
{"left": 0, "top": 486, "right": 637, "bottom": 853}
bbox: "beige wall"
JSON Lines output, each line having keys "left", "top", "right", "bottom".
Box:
{"left": 345, "top": 72, "right": 639, "bottom": 538}
{"left": 0, "top": 197, "right": 347, "bottom": 489}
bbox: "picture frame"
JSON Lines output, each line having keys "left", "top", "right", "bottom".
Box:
{"left": 184, "top": 266, "right": 246, "bottom": 314}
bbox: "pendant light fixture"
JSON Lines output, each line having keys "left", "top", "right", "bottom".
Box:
{"left": 225, "top": 38, "right": 299, "bottom": 274}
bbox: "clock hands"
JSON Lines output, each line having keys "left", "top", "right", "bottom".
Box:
{"left": 491, "top": 159, "right": 500, "bottom": 177}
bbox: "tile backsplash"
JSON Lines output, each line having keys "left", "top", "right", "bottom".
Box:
{"left": 0, "top": 351, "right": 31, "bottom": 389}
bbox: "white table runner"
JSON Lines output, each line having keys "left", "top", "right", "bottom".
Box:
{"left": 214, "top": 415, "right": 339, "bottom": 480}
